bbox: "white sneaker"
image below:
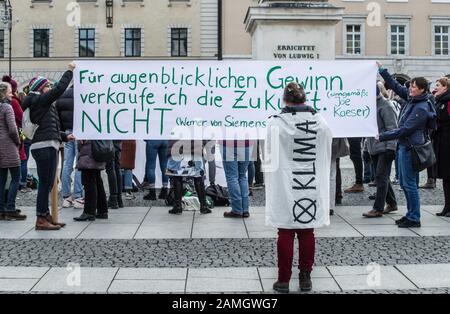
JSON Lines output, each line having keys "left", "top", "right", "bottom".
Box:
{"left": 62, "top": 197, "right": 73, "bottom": 208}
{"left": 125, "top": 192, "right": 135, "bottom": 200}
{"left": 73, "top": 198, "right": 85, "bottom": 209}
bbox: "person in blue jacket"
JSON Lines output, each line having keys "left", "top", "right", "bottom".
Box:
{"left": 376, "top": 62, "right": 436, "bottom": 228}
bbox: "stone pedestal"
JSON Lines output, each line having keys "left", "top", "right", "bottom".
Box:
{"left": 245, "top": 0, "right": 344, "bottom": 60}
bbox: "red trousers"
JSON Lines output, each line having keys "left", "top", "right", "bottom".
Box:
{"left": 277, "top": 228, "right": 315, "bottom": 282}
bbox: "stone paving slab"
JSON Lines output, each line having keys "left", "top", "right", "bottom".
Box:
{"left": 329, "top": 266, "right": 417, "bottom": 291}
{"left": 32, "top": 267, "right": 118, "bottom": 293}
{"left": 134, "top": 224, "right": 192, "bottom": 239}
{"left": 185, "top": 268, "right": 262, "bottom": 293}
{"left": 0, "top": 279, "right": 40, "bottom": 292}
{"left": 0, "top": 222, "right": 34, "bottom": 239}
{"left": 109, "top": 279, "right": 186, "bottom": 293}
{"left": 396, "top": 264, "right": 450, "bottom": 288}
{"left": 352, "top": 225, "right": 419, "bottom": 237}
{"left": 0, "top": 267, "right": 49, "bottom": 279}
{"left": 77, "top": 224, "right": 140, "bottom": 239}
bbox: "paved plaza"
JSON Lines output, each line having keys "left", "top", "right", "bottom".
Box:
{"left": 1, "top": 157, "right": 449, "bottom": 294}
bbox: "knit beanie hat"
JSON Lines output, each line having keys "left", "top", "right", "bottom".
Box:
{"left": 2, "top": 75, "right": 18, "bottom": 93}
{"left": 29, "top": 76, "right": 49, "bottom": 92}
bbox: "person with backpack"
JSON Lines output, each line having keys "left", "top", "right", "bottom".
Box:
{"left": 377, "top": 62, "right": 436, "bottom": 228}
{"left": 166, "top": 140, "right": 211, "bottom": 215}
{"left": 0, "top": 82, "right": 27, "bottom": 221}
{"left": 22, "top": 62, "right": 76, "bottom": 230}
{"left": 432, "top": 77, "right": 450, "bottom": 217}
{"left": 73, "top": 140, "right": 108, "bottom": 221}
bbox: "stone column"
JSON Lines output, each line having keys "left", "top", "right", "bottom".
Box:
{"left": 245, "top": 0, "right": 344, "bottom": 60}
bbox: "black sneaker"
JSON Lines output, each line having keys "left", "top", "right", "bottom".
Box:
{"left": 243, "top": 212, "right": 250, "bottom": 218}
{"left": 144, "top": 189, "right": 157, "bottom": 201}
{"left": 95, "top": 213, "right": 108, "bottom": 219}
{"left": 273, "top": 281, "right": 289, "bottom": 293}
{"left": 395, "top": 216, "right": 408, "bottom": 225}
{"left": 158, "top": 188, "right": 168, "bottom": 200}
{"left": 398, "top": 219, "right": 421, "bottom": 228}
{"left": 74, "top": 213, "right": 95, "bottom": 221}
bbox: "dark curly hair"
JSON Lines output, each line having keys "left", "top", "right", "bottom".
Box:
{"left": 283, "top": 82, "right": 306, "bottom": 104}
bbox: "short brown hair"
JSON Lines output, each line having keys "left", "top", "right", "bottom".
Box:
{"left": 283, "top": 82, "right": 306, "bottom": 104}
{"left": 436, "top": 77, "right": 450, "bottom": 88}
{"left": 411, "top": 77, "right": 429, "bottom": 92}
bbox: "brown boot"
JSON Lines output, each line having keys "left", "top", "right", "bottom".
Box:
{"left": 344, "top": 183, "right": 364, "bottom": 193}
{"left": 46, "top": 214, "right": 66, "bottom": 228}
{"left": 362, "top": 209, "right": 383, "bottom": 218}
{"left": 383, "top": 204, "right": 398, "bottom": 214}
{"left": 35, "top": 216, "right": 61, "bottom": 231}
{"left": 3, "top": 211, "right": 27, "bottom": 221}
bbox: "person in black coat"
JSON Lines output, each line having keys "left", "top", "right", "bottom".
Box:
{"left": 432, "top": 78, "right": 450, "bottom": 217}
{"left": 56, "top": 86, "right": 84, "bottom": 209}
{"left": 22, "top": 62, "right": 76, "bottom": 231}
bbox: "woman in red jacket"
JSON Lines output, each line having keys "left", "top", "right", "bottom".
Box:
{"left": 2, "top": 76, "right": 27, "bottom": 190}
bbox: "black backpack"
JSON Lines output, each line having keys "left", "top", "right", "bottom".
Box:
{"left": 91, "top": 140, "right": 114, "bottom": 162}
{"left": 206, "top": 184, "right": 230, "bottom": 207}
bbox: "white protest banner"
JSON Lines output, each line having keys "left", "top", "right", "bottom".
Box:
{"left": 73, "top": 60, "right": 377, "bottom": 140}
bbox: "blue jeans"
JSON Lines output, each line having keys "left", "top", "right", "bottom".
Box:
{"left": 122, "top": 169, "right": 133, "bottom": 190}
{"left": 221, "top": 145, "right": 252, "bottom": 214}
{"left": 61, "top": 141, "right": 82, "bottom": 199}
{"left": 31, "top": 147, "right": 57, "bottom": 217}
{"left": 20, "top": 141, "right": 31, "bottom": 187}
{"left": 398, "top": 144, "right": 420, "bottom": 222}
{"left": 145, "top": 140, "right": 169, "bottom": 186}
{"left": 0, "top": 167, "right": 20, "bottom": 212}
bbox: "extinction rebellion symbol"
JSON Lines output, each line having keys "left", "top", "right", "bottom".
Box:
{"left": 292, "top": 198, "right": 317, "bottom": 224}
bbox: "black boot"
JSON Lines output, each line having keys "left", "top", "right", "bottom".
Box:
{"left": 144, "top": 188, "right": 157, "bottom": 201}
{"left": 438, "top": 180, "right": 450, "bottom": 216}
{"left": 158, "top": 187, "right": 169, "bottom": 200}
{"left": 299, "top": 271, "right": 312, "bottom": 292}
{"left": 194, "top": 177, "right": 211, "bottom": 214}
{"left": 168, "top": 177, "right": 183, "bottom": 215}
{"left": 108, "top": 194, "right": 119, "bottom": 209}
{"left": 117, "top": 193, "right": 124, "bottom": 208}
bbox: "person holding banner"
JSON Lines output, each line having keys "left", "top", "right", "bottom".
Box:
{"left": 377, "top": 62, "right": 435, "bottom": 228}
{"left": 266, "top": 82, "right": 332, "bottom": 293}
{"left": 22, "top": 62, "right": 76, "bottom": 230}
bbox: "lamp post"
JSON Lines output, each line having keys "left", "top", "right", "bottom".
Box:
{"left": 1, "top": 0, "right": 12, "bottom": 77}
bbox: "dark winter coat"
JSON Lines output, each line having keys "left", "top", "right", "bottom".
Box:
{"left": 56, "top": 87, "right": 74, "bottom": 132}
{"left": 76, "top": 141, "right": 106, "bottom": 170}
{"left": 22, "top": 70, "right": 73, "bottom": 144}
{"left": 433, "top": 90, "right": 450, "bottom": 179}
{"left": 379, "top": 69, "right": 434, "bottom": 147}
